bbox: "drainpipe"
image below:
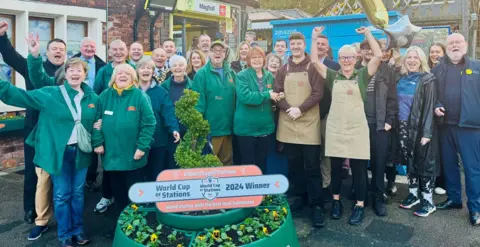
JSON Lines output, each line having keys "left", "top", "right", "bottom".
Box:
{"left": 150, "top": 11, "right": 162, "bottom": 51}
{"left": 106, "top": 0, "right": 109, "bottom": 60}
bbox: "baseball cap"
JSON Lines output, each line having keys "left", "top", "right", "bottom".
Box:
{"left": 210, "top": 40, "right": 228, "bottom": 50}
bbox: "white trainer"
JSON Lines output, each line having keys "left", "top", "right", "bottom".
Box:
{"left": 94, "top": 197, "right": 115, "bottom": 213}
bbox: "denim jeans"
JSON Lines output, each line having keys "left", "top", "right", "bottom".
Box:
{"left": 51, "top": 145, "right": 88, "bottom": 241}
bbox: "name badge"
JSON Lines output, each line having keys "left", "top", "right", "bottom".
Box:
{"left": 215, "top": 96, "right": 223, "bottom": 100}
{"left": 104, "top": 110, "right": 114, "bottom": 115}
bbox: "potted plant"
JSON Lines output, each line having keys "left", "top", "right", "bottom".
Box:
{"left": 113, "top": 90, "right": 300, "bottom": 247}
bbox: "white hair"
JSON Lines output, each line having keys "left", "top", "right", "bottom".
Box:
{"left": 80, "top": 37, "right": 95, "bottom": 47}
{"left": 109, "top": 39, "right": 126, "bottom": 49}
{"left": 169, "top": 55, "right": 187, "bottom": 67}
{"left": 338, "top": 45, "right": 357, "bottom": 56}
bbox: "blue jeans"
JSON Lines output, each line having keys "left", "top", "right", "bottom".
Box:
{"left": 51, "top": 145, "right": 87, "bottom": 241}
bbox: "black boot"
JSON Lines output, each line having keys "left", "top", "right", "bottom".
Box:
{"left": 373, "top": 197, "right": 387, "bottom": 217}
{"left": 312, "top": 206, "right": 325, "bottom": 228}
{"left": 330, "top": 200, "right": 343, "bottom": 219}
{"left": 349, "top": 205, "right": 365, "bottom": 225}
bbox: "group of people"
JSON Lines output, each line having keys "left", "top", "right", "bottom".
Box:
{"left": 0, "top": 18, "right": 479, "bottom": 247}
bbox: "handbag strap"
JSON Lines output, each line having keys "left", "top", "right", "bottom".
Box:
{"left": 59, "top": 85, "right": 80, "bottom": 123}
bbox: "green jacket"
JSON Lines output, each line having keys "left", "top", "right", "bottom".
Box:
{"left": 27, "top": 54, "right": 60, "bottom": 88}
{"left": 93, "top": 62, "right": 135, "bottom": 94}
{"left": 92, "top": 87, "right": 156, "bottom": 171}
{"left": 0, "top": 80, "right": 98, "bottom": 175}
{"left": 233, "top": 68, "right": 275, "bottom": 137}
{"left": 192, "top": 61, "right": 236, "bottom": 136}
{"left": 161, "top": 76, "right": 193, "bottom": 92}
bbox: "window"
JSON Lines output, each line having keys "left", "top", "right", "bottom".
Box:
{"left": 29, "top": 17, "right": 54, "bottom": 61}
{"left": 0, "top": 15, "right": 14, "bottom": 83}
{"left": 67, "top": 21, "right": 87, "bottom": 58}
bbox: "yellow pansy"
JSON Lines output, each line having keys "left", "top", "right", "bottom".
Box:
{"left": 177, "top": 244, "right": 183, "bottom": 247}
{"left": 131, "top": 204, "right": 138, "bottom": 211}
{"left": 239, "top": 225, "right": 245, "bottom": 231}
{"left": 262, "top": 227, "right": 269, "bottom": 234}
{"left": 212, "top": 230, "right": 220, "bottom": 239}
{"left": 272, "top": 211, "right": 279, "bottom": 218}
{"left": 197, "top": 235, "right": 206, "bottom": 241}
{"left": 150, "top": 233, "right": 158, "bottom": 242}
{"left": 282, "top": 207, "right": 288, "bottom": 214}
{"left": 264, "top": 208, "right": 269, "bottom": 213}
{"left": 127, "top": 224, "right": 133, "bottom": 230}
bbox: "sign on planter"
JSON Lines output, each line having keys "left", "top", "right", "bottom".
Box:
{"left": 128, "top": 165, "right": 289, "bottom": 213}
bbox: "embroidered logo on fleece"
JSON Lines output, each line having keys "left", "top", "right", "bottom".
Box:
{"left": 88, "top": 104, "right": 95, "bottom": 108}
{"left": 127, "top": 106, "right": 137, "bottom": 111}
{"left": 266, "top": 84, "right": 272, "bottom": 89}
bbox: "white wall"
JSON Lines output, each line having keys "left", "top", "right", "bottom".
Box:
{"left": 0, "top": 0, "right": 106, "bottom": 112}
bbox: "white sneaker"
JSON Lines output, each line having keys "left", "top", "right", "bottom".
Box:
{"left": 94, "top": 197, "right": 114, "bottom": 213}
{"left": 434, "top": 187, "right": 446, "bottom": 195}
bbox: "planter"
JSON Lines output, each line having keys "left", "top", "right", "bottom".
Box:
{"left": 157, "top": 208, "right": 255, "bottom": 231}
{"left": 0, "top": 118, "right": 24, "bottom": 133}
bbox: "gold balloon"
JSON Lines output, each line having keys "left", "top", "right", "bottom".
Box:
{"left": 357, "top": 0, "right": 389, "bottom": 29}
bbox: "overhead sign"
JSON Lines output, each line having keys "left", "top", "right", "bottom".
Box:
{"left": 176, "top": 0, "right": 231, "bottom": 18}
{"left": 128, "top": 166, "right": 289, "bottom": 213}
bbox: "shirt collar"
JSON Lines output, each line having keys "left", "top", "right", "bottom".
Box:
{"left": 80, "top": 56, "right": 95, "bottom": 63}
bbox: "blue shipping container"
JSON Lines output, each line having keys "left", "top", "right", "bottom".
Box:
{"left": 271, "top": 11, "right": 402, "bottom": 60}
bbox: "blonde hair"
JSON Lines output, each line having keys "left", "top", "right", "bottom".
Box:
{"left": 136, "top": 58, "right": 155, "bottom": 72}
{"left": 108, "top": 63, "right": 138, "bottom": 88}
{"left": 401, "top": 46, "right": 430, "bottom": 75}
{"left": 187, "top": 50, "right": 206, "bottom": 74}
{"left": 338, "top": 45, "right": 357, "bottom": 56}
{"left": 234, "top": 41, "right": 251, "bottom": 61}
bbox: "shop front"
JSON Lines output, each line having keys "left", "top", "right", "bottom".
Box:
{"left": 172, "top": 0, "right": 241, "bottom": 58}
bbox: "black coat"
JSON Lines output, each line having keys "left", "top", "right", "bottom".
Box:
{"left": 0, "top": 34, "right": 62, "bottom": 128}
{"left": 230, "top": 60, "right": 246, "bottom": 74}
{"left": 401, "top": 73, "right": 440, "bottom": 177}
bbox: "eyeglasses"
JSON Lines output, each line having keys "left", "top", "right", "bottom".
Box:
{"left": 211, "top": 49, "right": 225, "bottom": 54}
{"left": 251, "top": 56, "right": 263, "bottom": 60}
{"left": 339, "top": 56, "right": 356, "bottom": 61}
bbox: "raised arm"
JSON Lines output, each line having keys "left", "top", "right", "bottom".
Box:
{"left": 310, "top": 27, "right": 328, "bottom": 79}
{"left": 0, "top": 80, "right": 47, "bottom": 110}
{"left": 26, "top": 34, "right": 56, "bottom": 88}
{"left": 0, "top": 21, "right": 28, "bottom": 78}
{"left": 356, "top": 27, "right": 382, "bottom": 76}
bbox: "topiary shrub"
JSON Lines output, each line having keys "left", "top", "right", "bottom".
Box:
{"left": 174, "top": 89, "right": 223, "bottom": 168}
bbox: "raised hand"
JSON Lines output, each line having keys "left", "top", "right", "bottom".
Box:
{"left": 312, "top": 26, "right": 325, "bottom": 38}
{"left": 0, "top": 21, "right": 8, "bottom": 36}
{"left": 26, "top": 33, "right": 40, "bottom": 58}
{"left": 356, "top": 27, "right": 370, "bottom": 35}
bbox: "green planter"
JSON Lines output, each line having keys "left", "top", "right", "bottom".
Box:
{"left": 157, "top": 208, "right": 255, "bottom": 231}
{"left": 0, "top": 118, "right": 24, "bottom": 133}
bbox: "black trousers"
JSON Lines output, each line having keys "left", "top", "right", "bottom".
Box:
{"left": 23, "top": 126, "right": 37, "bottom": 213}
{"left": 232, "top": 135, "right": 242, "bottom": 165}
{"left": 146, "top": 146, "right": 168, "bottom": 181}
{"left": 107, "top": 167, "right": 146, "bottom": 216}
{"left": 102, "top": 169, "right": 113, "bottom": 199}
{"left": 236, "top": 135, "right": 271, "bottom": 174}
{"left": 86, "top": 153, "right": 99, "bottom": 183}
{"left": 332, "top": 157, "right": 368, "bottom": 202}
{"left": 284, "top": 143, "right": 323, "bottom": 207}
{"left": 368, "top": 123, "right": 391, "bottom": 199}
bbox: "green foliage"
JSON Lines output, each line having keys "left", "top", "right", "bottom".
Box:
{"left": 174, "top": 89, "right": 223, "bottom": 168}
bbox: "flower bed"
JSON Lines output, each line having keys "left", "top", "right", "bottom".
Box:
{"left": 0, "top": 115, "right": 24, "bottom": 133}
{"left": 113, "top": 195, "right": 300, "bottom": 247}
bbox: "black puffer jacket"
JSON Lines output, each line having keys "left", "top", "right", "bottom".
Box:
{"left": 403, "top": 72, "right": 440, "bottom": 177}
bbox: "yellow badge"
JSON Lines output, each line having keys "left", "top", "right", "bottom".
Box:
{"left": 466, "top": 69, "right": 473, "bottom": 75}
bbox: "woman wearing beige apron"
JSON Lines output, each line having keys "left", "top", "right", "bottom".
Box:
{"left": 312, "top": 26, "right": 383, "bottom": 225}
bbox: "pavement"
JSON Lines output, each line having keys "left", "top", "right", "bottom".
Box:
{"left": 0, "top": 169, "right": 479, "bottom": 247}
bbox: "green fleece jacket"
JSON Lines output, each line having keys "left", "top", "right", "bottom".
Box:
{"left": 92, "top": 86, "right": 156, "bottom": 171}
{"left": 233, "top": 68, "right": 275, "bottom": 136}
{"left": 191, "top": 61, "right": 236, "bottom": 136}
{"left": 0, "top": 80, "right": 98, "bottom": 175}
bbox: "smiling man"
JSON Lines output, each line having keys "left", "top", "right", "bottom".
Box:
{"left": 433, "top": 33, "right": 480, "bottom": 227}
{"left": 93, "top": 39, "right": 131, "bottom": 94}
{"left": 197, "top": 34, "right": 211, "bottom": 56}
{"left": 151, "top": 48, "right": 172, "bottom": 83}
{"left": 274, "top": 32, "right": 325, "bottom": 228}
{"left": 162, "top": 39, "right": 177, "bottom": 68}
{"left": 192, "top": 40, "right": 236, "bottom": 166}
{"left": 128, "top": 42, "right": 144, "bottom": 66}
{"left": 73, "top": 37, "right": 106, "bottom": 89}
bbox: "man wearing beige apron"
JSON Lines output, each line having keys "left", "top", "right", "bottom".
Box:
{"left": 311, "top": 26, "right": 383, "bottom": 226}
{"left": 274, "top": 32, "right": 325, "bottom": 228}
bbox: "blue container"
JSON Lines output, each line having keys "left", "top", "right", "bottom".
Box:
{"left": 271, "top": 11, "right": 403, "bottom": 60}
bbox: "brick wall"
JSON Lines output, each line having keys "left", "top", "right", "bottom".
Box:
{"left": 0, "top": 131, "right": 24, "bottom": 171}
{"left": 38, "top": 0, "right": 168, "bottom": 51}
